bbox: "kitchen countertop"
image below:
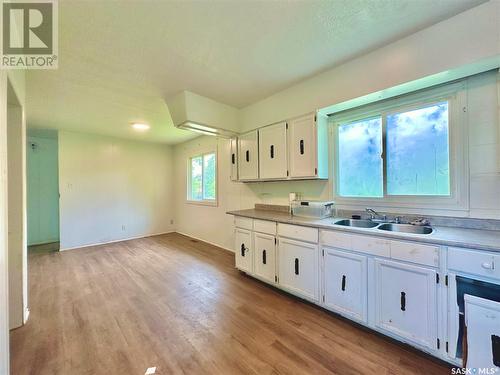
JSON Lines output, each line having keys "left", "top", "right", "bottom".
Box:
{"left": 227, "top": 209, "right": 500, "bottom": 253}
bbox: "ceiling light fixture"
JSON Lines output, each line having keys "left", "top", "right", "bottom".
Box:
{"left": 131, "top": 122, "right": 150, "bottom": 131}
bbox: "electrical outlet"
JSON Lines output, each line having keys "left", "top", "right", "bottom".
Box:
{"left": 121, "top": 225, "right": 126, "bottom": 231}
{"left": 170, "top": 219, "right": 174, "bottom": 225}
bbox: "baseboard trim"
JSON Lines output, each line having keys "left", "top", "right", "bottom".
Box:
{"left": 175, "top": 231, "right": 234, "bottom": 253}
{"left": 60, "top": 231, "right": 175, "bottom": 251}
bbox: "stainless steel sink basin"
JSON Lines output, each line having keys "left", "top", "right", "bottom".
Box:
{"left": 377, "top": 223, "right": 433, "bottom": 235}
{"left": 334, "top": 219, "right": 379, "bottom": 228}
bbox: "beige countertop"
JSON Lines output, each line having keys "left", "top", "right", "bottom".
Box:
{"left": 227, "top": 209, "right": 500, "bottom": 253}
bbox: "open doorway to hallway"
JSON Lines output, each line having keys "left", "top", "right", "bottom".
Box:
{"left": 27, "top": 129, "right": 60, "bottom": 253}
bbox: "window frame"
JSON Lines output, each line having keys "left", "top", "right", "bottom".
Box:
{"left": 330, "top": 81, "right": 468, "bottom": 214}
{"left": 187, "top": 150, "right": 218, "bottom": 206}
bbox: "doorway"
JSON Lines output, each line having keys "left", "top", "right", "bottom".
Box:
{"left": 7, "top": 79, "right": 27, "bottom": 331}
{"left": 27, "top": 129, "right": 60, "bottom": 252}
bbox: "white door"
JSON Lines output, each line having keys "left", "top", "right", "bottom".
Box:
{"left": 230, "top": 137, "right": 238, "bottom": 181}
{"left": 238, "top": 131, "right": 258, "bottom": 180}
{"left": 323, "top": 247, "right": 367, "bottom": 322}
{"left": 259, "top": 122, "right": 287, "bottom": 179}
{"left": 278, "top": 237, "right": 319, "bottom": 302}
{"left": 374, "top": 259, "right": 437, "bottom": 349}
{"left": 253, "top": 232, "right": 276, "bottom": 283}
{"left": 288, "top": 113, "right": 317, "bottom": 178}
{"left": 235, "top": 228, "right": 253, "bottom": 273}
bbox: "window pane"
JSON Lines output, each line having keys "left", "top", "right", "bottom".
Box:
{"left": 190, "top": 156, "right": 203, "bottom": 200}
{"left": 203, "top": 153, "right": 216, "bottom": 200}
{"left": 337, "top": 117, "right": 383, "bottom": 197}
{"left": 387, "top": 102, "right": 450, "bottom": 196}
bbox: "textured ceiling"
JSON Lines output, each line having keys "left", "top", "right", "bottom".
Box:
{"left": 26, "top": 0, "right": 486, "bottom": 144}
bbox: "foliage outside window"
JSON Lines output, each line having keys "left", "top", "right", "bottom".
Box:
{"left": 335, "top": 100, "right": 451, "bottom": 199}
{"left": 188, "top": 152, "right": 217, "bottom": 204}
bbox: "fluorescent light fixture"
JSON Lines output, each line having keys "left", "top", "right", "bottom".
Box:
{"left": 131, "top": 122, "right": 150, "bottom": 131}
{"left": 176, "top": 120, "right": 238, "bottom": 138}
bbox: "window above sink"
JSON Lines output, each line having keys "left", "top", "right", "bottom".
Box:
{"left": 330, "top": 81, "right": 468, "bottom": 212}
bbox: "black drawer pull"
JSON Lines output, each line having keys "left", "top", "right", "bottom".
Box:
{"left": 241, "top": 243, "right": 245, "bottom": 257}
{"left": 294, "top": 258, "right": 299, "bottom": 275}
{"left": 231, "top": 153, "right": 235, "bottom": 164}
{"left": 262, "top": 250, "right": 267, "bottom": 264}
{"left": 400, "top": 291, "right": 406, "bottom": 311}
{"left": 270, "top": 145, "right": 274, "bottom": 159}
{"left": 341, "top": 275, "right": 346, "bottom": 291}
{"left": 299, "top": 139, "right": 304, "bottom": 155}
{"left": 245, "top": 150, "right": 249, "bottom": 162}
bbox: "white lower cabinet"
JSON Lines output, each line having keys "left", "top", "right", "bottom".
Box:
{"left": 374, "top": 259, "right": 438, "bottom": 350}
{"left": 253, "top": 232, "right": 276, "bottom": 284}
{"left": 323, "top": 247, "right": 367, "bottom": 322}
{"left": 278, "top": 237, "right": 319, "bottom": 302}
{"left": 235, "top": 228, "right": 253, "bottom": 273}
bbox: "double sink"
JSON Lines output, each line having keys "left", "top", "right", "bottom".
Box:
{"left": 334, "top": 219, "right": 433, "bottom": 235}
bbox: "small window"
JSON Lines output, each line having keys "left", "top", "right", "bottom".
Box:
{"left": 188, "top": 152, "right": 217, "bottom": 204}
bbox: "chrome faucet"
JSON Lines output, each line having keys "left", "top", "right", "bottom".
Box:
{"left": 365, "top": 208, "right": 386, "bottom": 221}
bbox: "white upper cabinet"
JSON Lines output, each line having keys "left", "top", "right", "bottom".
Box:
{"left": 258, "top": 122, "right": 288, "bottom": 179}
{"left": 238, "top": 130, "right": 259, "bottom": 180}
{"left": 374, "top": 259, "right": 438, "bottom": 350}
{"left": 288, "top": 112, "right": 328, "bottom": 179}
{"left": 229, "top": 137, "right": 238, "bottom": 181}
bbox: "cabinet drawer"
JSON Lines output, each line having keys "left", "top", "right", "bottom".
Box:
{"left": 234, "top": 216, "right": 253, "bottom": 230}
{"left": 448, "top": 247, "right": 500, "bottom": 281}
{"left": 278, "top": 223, "right": 318, "bottom": 243}
{"left": 253, "top": 219, "right": 276, "bottom": 235}
{"left": 351, "top": 235, "right": 390, "bottom": 257}
{"left": 390, "top": 241, "right": 439, "bottom": 267}
{"left": 320, "top": 230, "right": 352, "bottom": 250}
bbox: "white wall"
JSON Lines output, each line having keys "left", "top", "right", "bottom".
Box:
{"left": 27, "top": 133, "right": 59, "bottom": 245}
{"left": 58, "top": 131, "right": 175, "bottom": 250}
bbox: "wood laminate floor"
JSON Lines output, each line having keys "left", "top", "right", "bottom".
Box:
{"left": 10, "top": 233, "right": 450, "bottom": 375}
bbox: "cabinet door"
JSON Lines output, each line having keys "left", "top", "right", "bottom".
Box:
{"left": 324, "top": 247, "right": 367, "bottom": 322}
{"left": 288, "top": 113, "right": 317, "bottom": 178}
{"left": 230, "top": 137, "right": 238, "bottom": 181}
{"left": 374, "top": 259, "right": 437, "bottom": 349}
{"left": 259, "top": 122, "right": 287, "bottom": 179}
{"left": 253, "top": 232, "right": 276, "bottom": 284}
{"left": 238, "top": 131, "right": 258, "bottom": 180}
{"left": 235, "top": 228, "right": 253, "bottom": 274}
{"left": 278, "top": 237, "right": 319, "bottom": 302}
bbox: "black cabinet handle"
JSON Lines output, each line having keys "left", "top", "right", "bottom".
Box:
{"left": 492, "top": 334, "right": 500, "bottom": 367}
{"left": 270, "top": 145, "right": 274, "bottom": 159}
{"left": 241, "top": 243, "right": 245, "bottom": 257}
{"left": 245, "top": 150, "right": 249, "bottom": 162}
{"left": 262, "top": 250, "right": 266, "bottom": 264}
{"left": 294, "top": 258, "right": 299, "bottom": 275}
{"left": 299, "top": 140, "right": 304, "bottom": 155}
{"left": 400, "top": 291, "right": 406, "bottom": 311}
{"left": 341, "top": 275, "right": 346, "bottom": 291}
{"left": 231, "top": 153, "right": 235, "bottom": 164}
